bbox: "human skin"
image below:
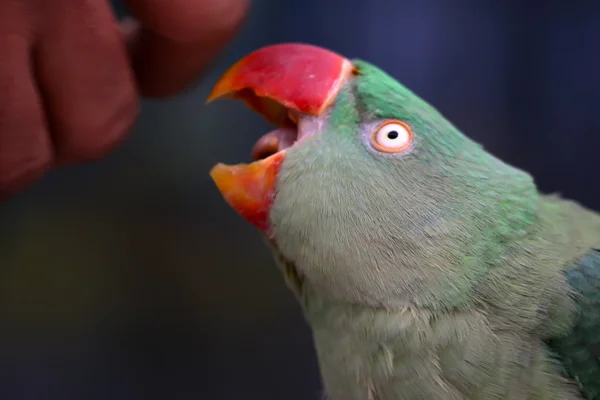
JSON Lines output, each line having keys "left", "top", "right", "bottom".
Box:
{"left": 0, "top": 0, "right": 249, "bottom": 200}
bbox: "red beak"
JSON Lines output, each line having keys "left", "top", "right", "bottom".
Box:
{"left": 207, "top": 43, "right": 354, "bottom": 125}
{"left": 207, "top": 43, "right": 354, "bottom": 233}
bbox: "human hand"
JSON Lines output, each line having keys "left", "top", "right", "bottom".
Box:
{"left": 0, "top": 0, "right": 249, "bottom": 200}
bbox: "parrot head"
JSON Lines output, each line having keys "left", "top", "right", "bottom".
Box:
{"left": 208, "top": 43, "right": 539, "bottom": 309}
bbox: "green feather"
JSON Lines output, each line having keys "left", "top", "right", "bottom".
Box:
{"left": 246, "top": 58, "right": 600, "bottom": 399}
{"left": 547, "top": 250, "right": 600, "bottom": 399}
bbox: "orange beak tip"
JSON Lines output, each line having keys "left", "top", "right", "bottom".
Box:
{"left": 206, "top": 84, "right": 234, "bottom": 104}
{"left": 209, "top": 163, "right": 231, "bottom": 190}
{"left": 205, "top": 88, "right": 234, "bottom": 105}
{"left": 208, "top": 152, "right": 285, "bottom": 233}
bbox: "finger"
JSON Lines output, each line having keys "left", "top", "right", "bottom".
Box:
{"left": 123, "top": 0, "right": 250, "bottom": 97}
{"left": 35, "top": 0, "right": 139, "bottom": 165}
{"left": 0, "top": 35, "right": 52, "bottom": 199}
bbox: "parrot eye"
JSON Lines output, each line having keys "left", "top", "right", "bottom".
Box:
{"left": 371, "top": 120, "right": 413, "bottom": 153}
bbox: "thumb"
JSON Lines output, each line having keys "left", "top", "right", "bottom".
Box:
{"left": 122, "top": 0, "right": 250, "bottom": 97}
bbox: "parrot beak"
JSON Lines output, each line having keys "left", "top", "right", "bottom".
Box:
{"left": 207, "top": 43, "right": 355, "bottom": 233}
{"left": 210, "top": 152, "right": 285, "bottom": 233}
{"left": 206, "top": 43, "right": 355, "bottom": 125}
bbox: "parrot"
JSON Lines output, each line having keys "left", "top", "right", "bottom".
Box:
{"left": 206, "top": 43, "right": 600, "bottom": 400}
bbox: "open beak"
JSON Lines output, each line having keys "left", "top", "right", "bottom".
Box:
{"left": 207, "top": 43, "right": 355, "bottom": 233}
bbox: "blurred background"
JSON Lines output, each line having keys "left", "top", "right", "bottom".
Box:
{"left": 1, "top": 1, "right": 600, "bottom": 399}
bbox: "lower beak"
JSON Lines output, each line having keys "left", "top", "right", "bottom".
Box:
{"left": 209, "top": 152, "right": 285, "bottom": 233}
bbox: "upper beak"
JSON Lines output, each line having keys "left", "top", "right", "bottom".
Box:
{"left": 207, "top": 43, "right": 355, "bottom": 234}
{"left": 207, "top": 43, "right": 355, "bottom": 125}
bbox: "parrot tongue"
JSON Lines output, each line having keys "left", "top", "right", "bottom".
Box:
{"left": 251, "top": 127, "right": 298, "bottom": 161}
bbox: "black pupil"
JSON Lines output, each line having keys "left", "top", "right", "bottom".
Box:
{"left": 387, "top": 130, "right": 399, "bottom": 139}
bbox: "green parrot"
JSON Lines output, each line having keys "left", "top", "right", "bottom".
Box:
{"left": 207, "top": 43, "right": 600, "bottom": 399}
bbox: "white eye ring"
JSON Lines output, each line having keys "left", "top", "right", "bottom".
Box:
{"left": 371, "top": 120, "right": 413, "bottom": 153}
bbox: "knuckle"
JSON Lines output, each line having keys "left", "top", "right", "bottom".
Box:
{"left": 132, "top": 0, "right": 249, "bottom": 43}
